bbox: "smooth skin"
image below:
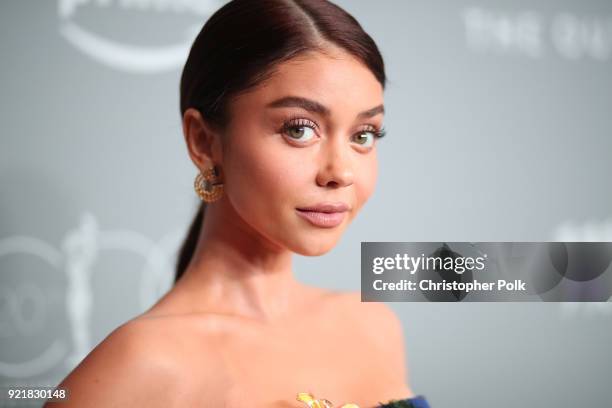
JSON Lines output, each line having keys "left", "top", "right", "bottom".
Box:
{"left": 45, "top": 45, "right": 415, "bottom": 408}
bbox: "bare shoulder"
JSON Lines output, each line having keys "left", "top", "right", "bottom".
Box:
{"left": 333, "top": 290, "right": 404, "bottom": 335}
{"left": 44, "top": 316, "right": 223, "bottom": 407}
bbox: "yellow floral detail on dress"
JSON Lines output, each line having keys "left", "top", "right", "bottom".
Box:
{"left": 296, "top": 392, "right": 360, "bottom": 408}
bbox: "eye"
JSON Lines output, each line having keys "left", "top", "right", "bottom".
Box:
{"left": 281, "top": 118, "right": 318, "bottom": 144}
{"left": 352, "top": 126, "right": 385, "bottom": 148}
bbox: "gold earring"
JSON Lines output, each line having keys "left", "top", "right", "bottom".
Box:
{"left": 194, "top": 166, "right": 223, "bottom": 202}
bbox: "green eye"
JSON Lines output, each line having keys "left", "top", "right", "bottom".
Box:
{"left": 286, "top": 125, "right": 316, "bottom": 141}
{"left": 281, "top": 118, "right": 318, "bottom": 144}
{"left": 352, "top": 131, "right": 375, "bottom": 147}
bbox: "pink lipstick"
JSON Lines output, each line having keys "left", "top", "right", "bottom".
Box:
{"left": 295, "top": 202, "right": 349, "bottom": 228}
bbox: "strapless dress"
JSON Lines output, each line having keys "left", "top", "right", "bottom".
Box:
{"left": 295, "top": 391, "right": 430, "bottom": 408}
{"left": 377, "top": 395, "right": 430, "bottom": 408}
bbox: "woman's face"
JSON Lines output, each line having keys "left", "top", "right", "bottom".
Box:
{"left": 219, "top": 47, "right": 384, "bottom": 256}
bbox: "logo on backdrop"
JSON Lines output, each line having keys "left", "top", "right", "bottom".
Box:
{"left": 462, "top": 7, "right": 612, "bottom": 60}
{"left": 57, "top": 0, "right": 223, "bottom": 73}
{"left": 0, "top": 213, "right": 181, "bottom": 379}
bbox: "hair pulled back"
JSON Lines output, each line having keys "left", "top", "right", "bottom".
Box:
{"left": 176, "top": 0, "right": 386, "bottom": 283}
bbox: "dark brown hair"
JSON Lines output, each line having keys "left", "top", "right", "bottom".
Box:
{"left": 175, "top": 0, "right": 386, "bottom": 283}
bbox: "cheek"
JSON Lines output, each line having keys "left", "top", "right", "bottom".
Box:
{"left": 353, "top": 154, "right": 378, "bottom": 213}
{"left": 222, "top": 134, "right": 311, "bottom": 227}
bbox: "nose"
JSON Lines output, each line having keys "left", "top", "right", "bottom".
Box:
{"left": 315, "top": 137, "right": 354, "bottom": 188}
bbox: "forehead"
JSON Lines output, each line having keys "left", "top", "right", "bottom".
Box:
{"left": 231, "top": 49, "right": 384, "bottom": 116}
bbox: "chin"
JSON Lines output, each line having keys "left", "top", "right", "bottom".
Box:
{"left": 290, "top": 236, "right": 340, "bottom": 257}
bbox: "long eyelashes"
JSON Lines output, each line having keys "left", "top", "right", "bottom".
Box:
{"left": 372, "top": 126, "right": 387, "bottom": 139}
{"left": 279, "top": 116, "right": 319, "bottom": 136}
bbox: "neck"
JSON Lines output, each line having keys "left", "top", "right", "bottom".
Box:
{"left": 175, "top": 198, "right": 301, "bottom": 323}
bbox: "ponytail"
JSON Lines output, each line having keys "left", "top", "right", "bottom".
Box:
{"left": 174, "top": 201, "right": 205, "bottom": 283}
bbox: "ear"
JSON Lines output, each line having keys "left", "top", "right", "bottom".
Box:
{"left": 182, "top": 108, "right": 224, "bottom": 171}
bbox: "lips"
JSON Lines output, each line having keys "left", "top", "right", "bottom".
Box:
{"left": 295, "top": 202, "right": 349, "bottom": 228}
{"left": 296, "top": 202, "right": 349, "bottom": 213}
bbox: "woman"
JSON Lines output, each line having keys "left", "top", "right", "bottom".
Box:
{"left": 46, "top": 0, "right": 430, "bottom": 407}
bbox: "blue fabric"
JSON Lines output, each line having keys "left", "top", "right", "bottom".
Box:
{"left": 377, "top": 394, "right": 430, "bottom": 408}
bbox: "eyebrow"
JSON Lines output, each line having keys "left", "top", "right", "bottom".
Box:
{"left": 266, "top": 96, "right": 384, "bottom": 119}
